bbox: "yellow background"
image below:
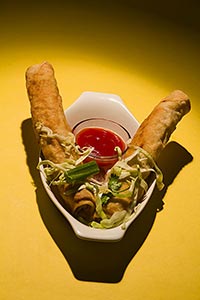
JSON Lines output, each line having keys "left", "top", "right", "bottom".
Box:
{"left": 1, "top": 1, "right": 200, "bottom": 299}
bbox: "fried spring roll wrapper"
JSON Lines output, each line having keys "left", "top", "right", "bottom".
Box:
{"left": 26, "top": 62, "right": 71, "bottom": 163}
{"left": 106, "top": 90, "right": 191, "bottom": 215}
{"left": 104, "top": 197, "right": 131, "bottom": 217}
{"left": 58, "top": 186, "right": 96, "bottom": 222}
{"left": 26, "top": 62, "right": 95, "bottom": 221}
{"left": 58, "top": 186, "right": 96, "bottom": 221}
{"left": 125, "top": 90, "right": 191, "bottom": 161}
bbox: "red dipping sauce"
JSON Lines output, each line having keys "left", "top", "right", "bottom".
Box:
{"left": 76, "top": 127, "right": 126, "bottom": 167}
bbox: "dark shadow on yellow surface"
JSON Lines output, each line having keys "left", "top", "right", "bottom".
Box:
{"left": 21, "top": 118, "right": 193, "bottom": 283}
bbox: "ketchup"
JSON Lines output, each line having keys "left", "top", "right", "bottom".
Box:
{"left": 76, "top": 127, "right": 126, "bottom": 167}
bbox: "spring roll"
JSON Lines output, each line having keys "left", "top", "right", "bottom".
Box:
{"left": 125, "top": 90, "right": 191, "bottom": 161}
{"left": 58, "top": 186, "right": 96, "bottom": 221}
{"left": 26, "top": 61, "right": 71, "bottom": 163}
{"left": 103, "top": 90, "right": 191, "bottom": 218}
{"left": 26, "top": 62, "right": 96, "bottom": 220}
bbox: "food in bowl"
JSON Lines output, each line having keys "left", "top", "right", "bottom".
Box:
{"left": 25, "top": 61, "right": 191, "bottom": 229}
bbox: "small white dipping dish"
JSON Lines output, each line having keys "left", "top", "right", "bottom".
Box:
{"left": 39, "top": 91, "right": 156, "bottom": 242}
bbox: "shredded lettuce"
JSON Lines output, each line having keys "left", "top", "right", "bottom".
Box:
{"left": 36, "top": 121, "right": 94, "bottom": 165}
{"left": 89, "top": 147, "right": 164, "bottom": 229}
{"left": 91, "top": 210, "right": 129, "bottom": 229}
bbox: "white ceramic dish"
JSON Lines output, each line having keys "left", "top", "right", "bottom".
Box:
{"left": 39, "top": 91, "right": 156, "bottom": 242}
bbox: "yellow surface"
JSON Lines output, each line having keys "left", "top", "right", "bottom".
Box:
{"left": 1, "top": 1, "right": 200, "bottom": 299}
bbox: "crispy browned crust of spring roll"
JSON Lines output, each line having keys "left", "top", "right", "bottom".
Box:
{"left": 26, "top": 62, "right": 96, "bottom": 220}
{"left": 104, "top": 90, "right": 191, "bottom": 217}
{"left": 124, "top": 90, "right": 191, "bottom": 161}
{"left": 58, "top": 186, "right": 96, "bottom": 221}
{"left": 26, "top": 61, "right": 71, "bottom": 163}
{"left": 58, "top": 186, "right": 96, "bottom": 222}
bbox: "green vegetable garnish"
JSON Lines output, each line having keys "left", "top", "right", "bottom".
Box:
{"left": 64, "top": 161, "right": 100, "bottom": 183}
{"left": 108, "top": 174, "right": 122, "bottom": 192}
{"left": 101, "top": 193, "right": 112, "bottom": 205}
{"left": 38, "top": 159, "right": 99, "bottom": 186}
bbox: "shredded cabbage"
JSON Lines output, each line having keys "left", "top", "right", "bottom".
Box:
{"left": 36, "top": 121, "right": 94, "bottom": 165}
{"left": 91, "top": 210, "right": 129, "bottom": 229}
{"left": 88, "top": 147, "right": 164, "bottom": 229}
